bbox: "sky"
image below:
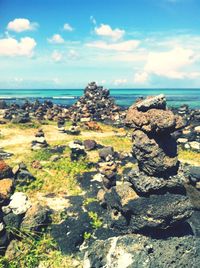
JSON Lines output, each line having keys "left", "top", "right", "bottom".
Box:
{"left": 0, "top": 0, "right": 200, "bottom": 89}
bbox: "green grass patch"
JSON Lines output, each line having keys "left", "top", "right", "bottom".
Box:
{"left": 0, "top": 231, "right": 80, "bottom": 268}
{"left": 178, "top": 148, "right": 200, "bottom": 165}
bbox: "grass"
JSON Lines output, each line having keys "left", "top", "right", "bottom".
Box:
{"left": 0, "top": 230, "right": 82, "bottom": 268}
{"left": 19, "top": 149, "right": 92, "bottom": 196}
{"left": 178, "top": 148, "right": 200, "bottom": 165}
{"left": 1, "top": 119, "right": 200, "bottom": 267}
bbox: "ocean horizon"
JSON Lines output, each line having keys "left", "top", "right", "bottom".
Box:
{"left": 0, "top": 88, "right": 200, "bottom": 108}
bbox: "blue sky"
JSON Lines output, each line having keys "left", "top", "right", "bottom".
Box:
{"left": 0, "top": 0, "right": 200, "bottom": 88}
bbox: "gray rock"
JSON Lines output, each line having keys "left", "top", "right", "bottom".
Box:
{"left": 3, "top": 213, "right": 23, "bottom": 229}
{"left": 126, "top": 169, "right": 186, "bottom": 195}
{"left": 84, "top": 234, "right": 200, "bottom": 268}
{"left": 15, "top": 170, "right": 35, "bottom": 186}
{"left": 136, "top": 94, "right": 166, "bottom": 112}
{"left": 99, "top": 147, "right": 115, "bottom": 161}
{"left": 189, "top": 166, "right": 200, "bottom": 184}
{"left": 9, "top": 192, "right": 31, "bottom": 215}
{"left": 21, "top": 204, "right": 51, "bottom": 232}
{"left": 132, "top": 130, "right": 179, "bottom": 177}
{"left": 83, "top": 140, "right": 97, "bottom": 151}
{"left": 105, "top": 185, "right": 192, "bottom": 233}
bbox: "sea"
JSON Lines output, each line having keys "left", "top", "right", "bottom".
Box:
{"left": 0, "top": 88, "right": 200, "bottom": 108}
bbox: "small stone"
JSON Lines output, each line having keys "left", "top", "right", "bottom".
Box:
{"left": 0, "top": 160, "right": 13, "bottom": 179}
{"left": 3, "top": 213, "right": 23, "bottom": 229}
{"left": 9, "top": 192, "right": 31, "bottom": 215}
{"left": 50, "top": 155, "right": 60, "bottom": 162}
{"left": 99, "top": 147, "right": 115, "bottom": 161}
{"left": 0, "top": 178, "right": 14, "bottom": 200}
{"left": 83, "top": 140, "right": 97, "bottom": 151}
{"left": 0, "top": 222, "right": 5, "bottom": 232}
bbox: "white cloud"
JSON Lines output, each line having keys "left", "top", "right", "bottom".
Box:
{"left": 86, "top": 40, "right": 140, "bottom": 52}
{"left": 48, "top": 34, "right": 64, "bottom": 44}
{"left": 144, "top": 46, "right": 194, "bottom": 79}
{"left": 113, "top": 78, "right": 127, "bottom": 86}
{"left": 0, "top": 37, "right": 36, "bottom": 57}
{"left": 68, "top": 49, "right": 79, "bottom": 59}
{"left": 51, "top": 50, "right": 62, "bottom": 62}
{"left": 7, "top": 18, "right": 38, "bottom": 32}
{"left": 63, "top": 23, "right": 73, "bottom": 31}
{"left": 53, "top": 77, "right": 61, "bottom": 84}
{"left": 95, "top": 24, "right": 125, "bottom": 41}
{"left": 134, "top": 72, "right": 149, "bottom": 84}
{"left": 14, "top": 77, "right": 23, "bottom": 82}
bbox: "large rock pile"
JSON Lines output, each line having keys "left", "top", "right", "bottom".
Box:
{"left": 69, "top": 82, "right": 121, "bottom": 122}
{"left": 3, "top": 100, "right": 70, "bottom": 123}
{"left": 104, "top": 94, "right": 192, "bottom": 234}
{"left": 84, "top": 95, "right": 199, "bottom": 267}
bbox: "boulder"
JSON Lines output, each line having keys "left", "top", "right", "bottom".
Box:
{"left": 126, "top": 169, "right": 186, "bottom": 196}
{"left": 84, "top": 234, "right": 200, "bottom": 268}
{"left": 105, "top": 185, "right": 192, "bottom": 233}
{"left": 132, "top": 130, "right": 179, "bottom": 177}
{"left": 126, "top": 108, "right": 184, "bottom": 134}
{"left": 21, "top": 204, "right": 51, "bottom": 232}
{"left": 136, "top": 94, "right": 166, "bottom": 111}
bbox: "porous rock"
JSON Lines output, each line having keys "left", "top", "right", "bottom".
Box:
{"left": 84, "top": 234, "right": 200, "bottom": 268}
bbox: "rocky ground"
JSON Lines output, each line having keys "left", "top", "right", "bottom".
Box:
{"left": 0, "top": 86, "right": 200, "bottom": 268}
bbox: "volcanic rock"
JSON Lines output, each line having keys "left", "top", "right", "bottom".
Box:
{"left": 0, "top": 160, "right": 13, "bottom": 179}
{"left": 83, "top": 140, "right": 97, "bottom": 151}
{"left": 84, "top": 234, "right": 200, "bottom": 268}
{"left": 21, "top": 203, "right": 51, "bottom": 232}
{"left": 69, "top": 82, "right": 122, "bottom": 122}
{"left": 132, "top": 129, "right": 179, "bottom": 177}
{"left": 0, "top": 179, "right": 14, "bottom": 201}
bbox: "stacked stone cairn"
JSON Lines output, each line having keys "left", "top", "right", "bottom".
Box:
{"left": 66, "top": 123, "right": 81, "bottom": 135}
{"left": 68, "top": 140, "right": 87, "bottom": 161}
{"left": 98, "top": 147, "right": 118, "bottom": 190}
{"left": 69, "top": 82, "right": 121, "bottom": 122}
{"left": 57, "top": 117, "right": 66, "bottom": 133}
{"left": 175, "top": 105, "right": 200, "bottom": 152}
{"left": 104, "top": 94, "right": 193, "bottom": 235}
{"left": 31, "top": 128, "right": 48, "bottom": 150}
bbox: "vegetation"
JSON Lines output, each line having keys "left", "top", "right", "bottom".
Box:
{"left": 88, "top": 211, "right": 103, "bottom": 229}
{"left": 0, "top": 231, "right": 81, "bottom": 268}
{"left": 1, "top": 120, "right": 200, "bottom": 267}
{"left": 178, "top": 148, "right": 200, "bottom": 165}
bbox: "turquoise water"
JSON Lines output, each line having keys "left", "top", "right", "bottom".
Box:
{"left": 0, "top": 88, "right": 200, "bottom": 108}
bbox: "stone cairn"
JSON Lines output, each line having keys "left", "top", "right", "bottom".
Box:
{"left": 104, "top": 95, "right": 193, "bottom": 235}
{"left": 31, "top": 129, "right": 48, "bottom": 150}
{"left": 69, "top": 82, "right": 121, "bottom": 122}
{"left": 98, "top": 147, "right": 118, "bottom": 190}
{"left": 68, "top": 140, "right": 87, "bottom": 161}
{"left": 57, "top": 117, "right": 66, "bottom": 133}
{"left": 174, "top": 105, "right": 200, "bottom": 152}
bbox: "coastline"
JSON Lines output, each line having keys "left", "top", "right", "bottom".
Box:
{"left": 0, "top": 87, "right": 200, "bottom": 108}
